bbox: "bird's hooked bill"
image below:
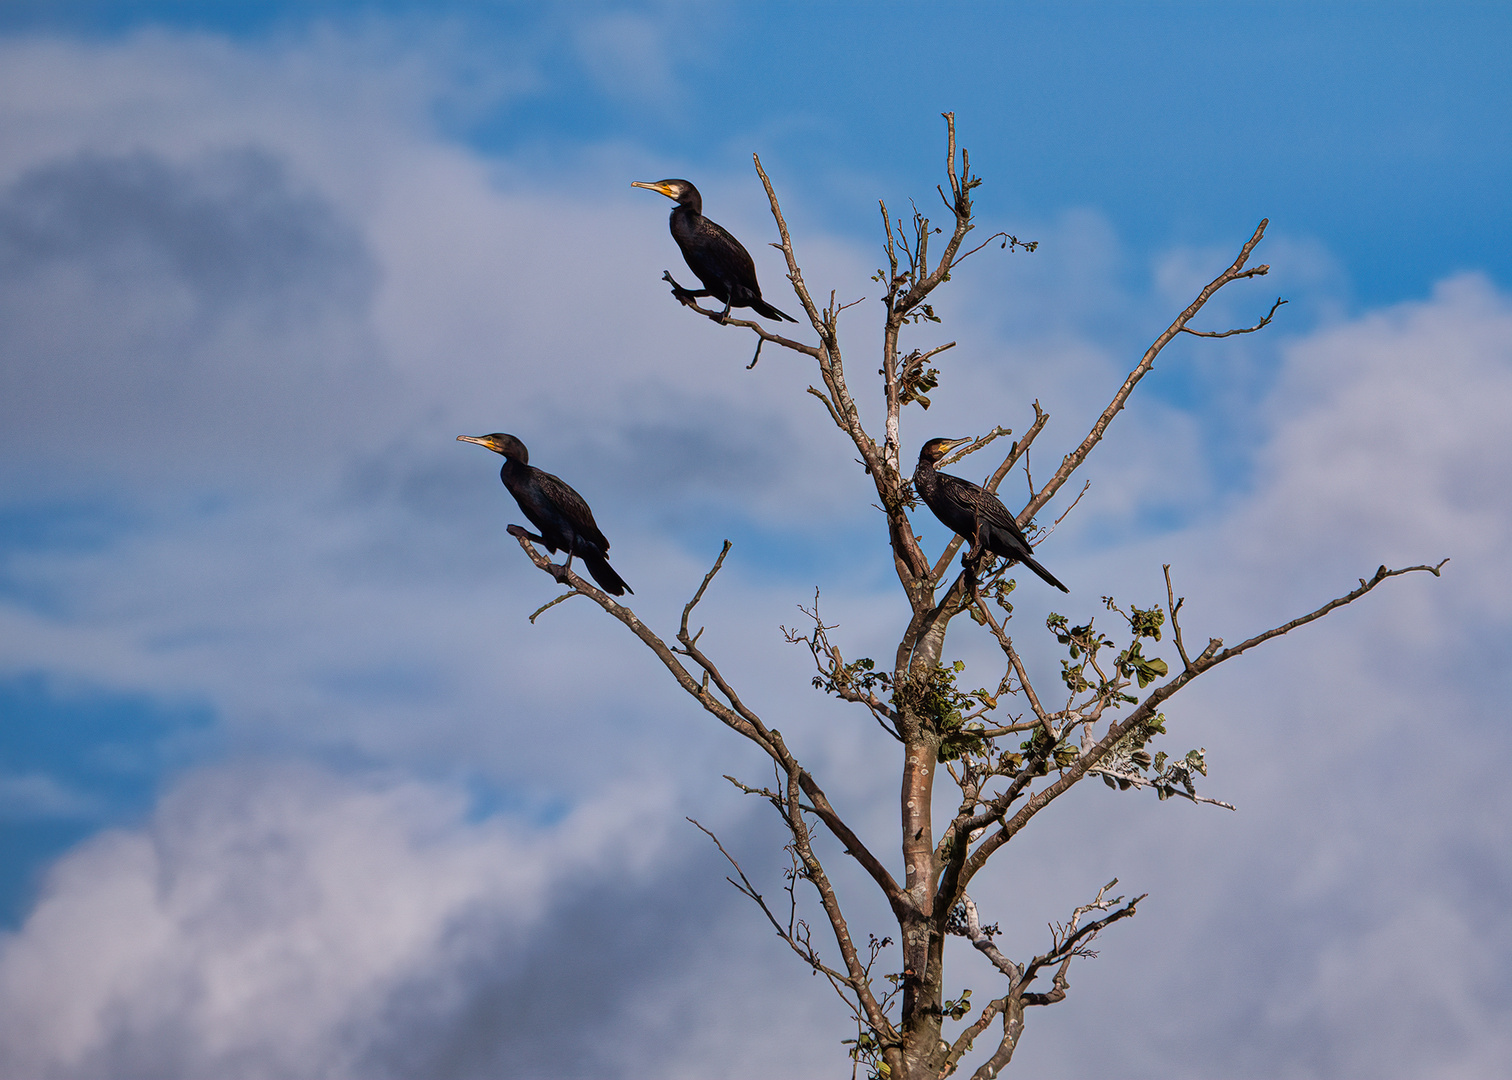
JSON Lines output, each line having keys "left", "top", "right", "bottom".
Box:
{"left": 630, "top": 180, "right": 676, "bottom": 198}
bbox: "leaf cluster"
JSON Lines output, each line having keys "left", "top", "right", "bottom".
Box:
{"left": 1015, "top": 724, "right": 1080, "bottom": 777}
{"left": 1099, "top": 712, "right": 1209, "bottom": 800}
{"left": 940, "top": 987, "right": 973, "bottom": 1021}
{"left": 897, "top": 347, "right": 941, "bottom": 409}
{"left": 966, "top": 572, "right": 1018, "bottom": 624}
{"left": 812, "top": 654, "right": 892, "bottom": 700}
{"left": 843, "top": 1027, "right": 892, "bottom": 1080}
{"left": 893, "top": 660, "right": 993, "bottom": 762}
{"left": 1049, "top": 599, "right": 1172, "bottom": 701}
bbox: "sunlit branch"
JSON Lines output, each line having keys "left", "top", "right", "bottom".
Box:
{"left": 1023, "top": 219, "right": 1274, "bottom": 522}
{"left": 959, "top": 560, "right": 1448, "bottom": 888}
{"left": 1180, "top": 296, "right": 1287, "bottom": 338}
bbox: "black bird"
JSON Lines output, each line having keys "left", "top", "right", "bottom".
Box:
{"left": 631, "top": 178, "right": 797, "bottom": 323}
{"left": 458, "top": 433, "right": 632, "bottom": 596}
{"left": 913, "top": 437, "right": 1069, "bottom": 593}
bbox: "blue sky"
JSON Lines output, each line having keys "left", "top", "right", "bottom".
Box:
{"left": 0, "top": 3, "right": 1509, "bottom": 1077}
{"left": 5, "top": 1, "right": 1506, "bottom": 304}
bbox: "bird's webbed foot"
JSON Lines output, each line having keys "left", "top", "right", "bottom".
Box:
{"left": 661, "top": 271, "right": 709, "bottom": 309}
{"left": 549, "top": 553, "right": 578, "bottom": 587}
{"left": 507, "top": 524, "right": 550, "bottom": 547}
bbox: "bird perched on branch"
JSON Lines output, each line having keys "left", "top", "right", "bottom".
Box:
{"left": 458, "top": 433, "right": 632, "bottom": 596}
{"left": 913, "top": 437, "right": 1068, "bottom": 593}
{"left": 631, "top": 178, "right": 797, "bottom": 323}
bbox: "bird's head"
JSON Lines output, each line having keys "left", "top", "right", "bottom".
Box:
{"left": 631, "top": 178, "right": 700, "bottom": 208}
{"left": 457, "top": 433, "right": 528, "bottom": 464}
{"left": 918, "top": 436, "right": 971, "bottom": 465}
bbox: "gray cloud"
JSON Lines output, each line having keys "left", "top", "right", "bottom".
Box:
{"left": 0, "top": 146, "right": 387, "bottom": 491}
{"left": 0, "top": 148, "right": 372, "bottom": 311}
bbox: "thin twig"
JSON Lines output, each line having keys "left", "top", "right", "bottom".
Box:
{"left": 527, "top": 589, "right": 581, "bottom": 623}
{"left": 687, "top": 817, "right": 854, "bottom": 988}
{"left": 1209, "top": 559, "right": 1449, "bottom": 666}
{"left": 1088, "top": 766, "right": 1236, "bottom": 810}
{"left": 679, "top": 540, "right": 732, "bottom": 643}
{"left": 1180, "top": 296, "right": 1287, "bottom": 338}
{"left": 1023, "top": 219, "right": 1273, "bottom": 522}
{"left": 1164, "top": 564, "right": 1194, "bottom": 672}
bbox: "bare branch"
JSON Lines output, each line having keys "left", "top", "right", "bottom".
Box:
{"left": 1180, "top": 296, "right": 1288, "bottom": 338}
{"left": 1208, "top": 559, "right": 1450, "bottom": 666}
{"left": 1023, "top": 219, "right": 1273, "bottom": 522}
{"left": 754, "top": 155, "right": 896, "bottom": 523}
{"left": 781, "top": 775, "right": 900, "bottom": 1044}
{"left": 798, "top": 771, "right": 905, "bottom": 908}
{"left": 507, "top": 527, "right": 770, "bottom": 747}
{"left": 955, "top": 894, "right": 1018, "bottom": 979}
{"left": 687, "top": 817, "right": 854, "bottom": 987}
{"left": 679, "top": 540, "right": 732, "bottom": 643}
{"left": 1164, "top": 563, "right": 1195, "bottom": 672}
{"left": 526, "top": 589, "right": 581, "bottom": 624}
{"left": 989, "top": 401, "right": 1049, "bottom": 494}
{"left": 1042, "top": 479, "right": 1090, "bottom": 538}
{"left": 1018, "top": 881, "right": 1144, "bottom": 994}
{"left": 938, "top": 425, "right": 1012, "bottom": 469}
{"left": 964, "top": 1003, "right": 1024, "bottom": 1080}
{"left": 957, "top": 229, "right": 1036, "bottom": 263}
{"left": 1088, "top": 765, "right": 1236, "bottom": 810}
{"left": 752, "top": 159, "right": 830, "bottom": 335}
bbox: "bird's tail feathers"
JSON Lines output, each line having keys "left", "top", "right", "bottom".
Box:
{"left": 752, "top": 298, "right": 798, "bottom": 323}
{"left": 583, "top": 553, "right": 633, "bottom": 596}
{"left": 1020, "top": 553, "right": 1069, "bottom": 593}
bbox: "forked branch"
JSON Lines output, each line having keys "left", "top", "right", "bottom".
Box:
{"left": 1023, "top": 218, "right": 1275, "bottom": 523}
{"left": 1180, "top": 296, "right": 1288, "bottom": 338}
{"left": 958, "top": 559, "right": 1449, "bottom": 887}
{"left": 687, "top": 817, "right": 854, "bottom": 991}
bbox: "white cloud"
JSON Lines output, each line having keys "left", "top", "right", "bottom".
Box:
{"left": 0, "top": 763, "right": 675, "bottom": 1079}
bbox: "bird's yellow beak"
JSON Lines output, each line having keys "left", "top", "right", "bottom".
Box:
{"left": 631, "top": 180, "right": 675, "bottom": 199}
{"left": 457, "top": 434, "right": 493, "bottom": 449}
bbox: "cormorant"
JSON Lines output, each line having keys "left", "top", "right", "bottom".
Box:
{"left": 913, "top": 437, "right": 1069, "bottom": 593}
{"left": 631, "top": 178, "right": 797, "bottom": 323}
{"left": 458, "top": 433, "right": 632, "bottom": 596}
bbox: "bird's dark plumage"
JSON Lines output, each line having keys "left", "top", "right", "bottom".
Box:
{"left": 913, "top": 437, "right": 1069, "bottom": 593}
{"left": 632, "top": 178, "right": 797, "bottom": 323}
{"left": 458, "top": 433, "right": 631, "bottom": 596}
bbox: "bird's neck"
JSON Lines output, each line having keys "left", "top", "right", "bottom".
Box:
{"left": 500, "top": 457, "right": 530, "bottom": 482}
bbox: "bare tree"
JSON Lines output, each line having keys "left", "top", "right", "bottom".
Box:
{"left": 504, "top": 115, "right": 1444, "bottom": 1079}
